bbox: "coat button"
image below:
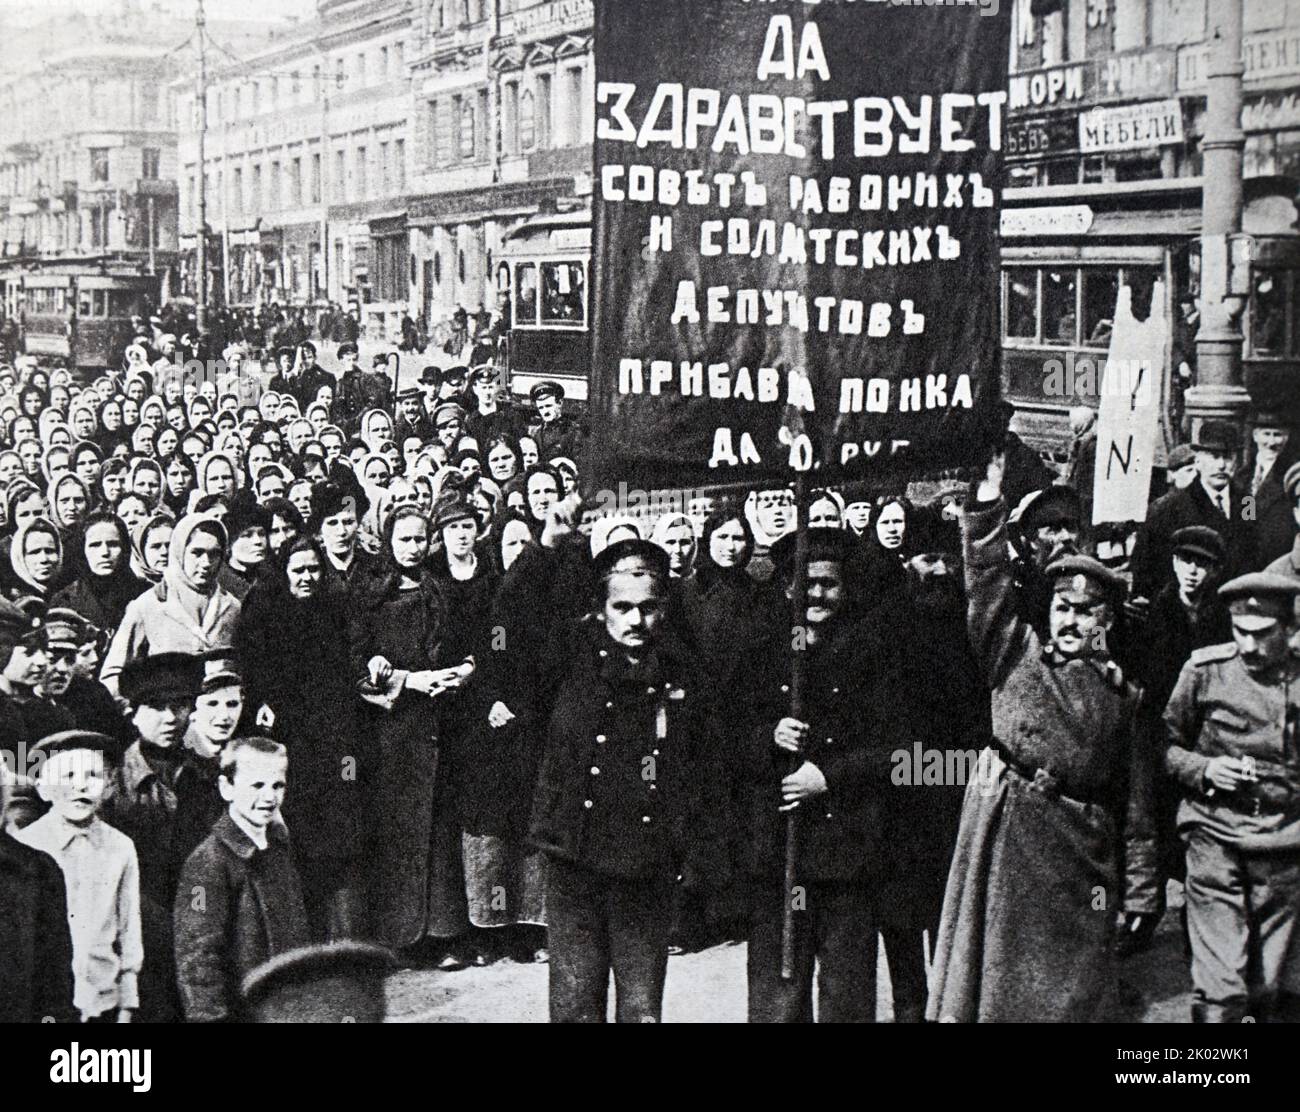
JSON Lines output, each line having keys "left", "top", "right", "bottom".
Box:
{"left": 652, "top": 749, "right": 660, "bottom": 757}
{"left": 599, "top": 650, "right": 608, "bottom": 658}
{"left": 780, "top": 684, "right": 789, "bottom": 694}
{"left": 649, "top": 783, "right": 657, "bottom": 791}
{"left": 826, "top": 737, "right": 833, "bottom": 746}
{"left": 605, "top": 701, "right": 613, "bottom": 709}
{"left": 596, "top": 734, "right": 606, "bottom": 743}
{"left": 825, "top": 812, "right": 833, "bottom": 820}
{"left": 832, "top": 687, "right": 840, "bottom": 695}
{"left": 590, "top": 766, "right": 600, "bottom": 775}
{"left": 583, "top": 800, "right": 593, "bottom": 809}
{"left": 642, "top": 815, "right": 651, "bottom": 824}
{"left": 647, "top": 687, "right": 656, "bottom": 695}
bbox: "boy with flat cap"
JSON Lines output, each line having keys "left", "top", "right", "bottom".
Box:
{"left": 40, "top": 609, "right": 133, "bottom": 760}
{"left": 1124, "top": 526, "right": 1231, "bottom": 955}
{"left": 1131, "top": 420, "right": 1260, "bottom": 605}
{"left": 1163, "top": 571, "right": 1300, "bottom": 1021}
{"left": 16, "top": 731, "right": 142, "bottom": 1023}
{"left": 104, "top": 651, "right": 212, "bottom": 1021}
{"left": 927, "top": 452, "right": 1157, "bottom": 1022}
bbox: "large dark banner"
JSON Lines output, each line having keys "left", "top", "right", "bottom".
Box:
{"left": 591, "top": 0, "right": 1011, "bottom": 487}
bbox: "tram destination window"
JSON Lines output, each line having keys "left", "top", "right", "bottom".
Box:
{"left": 541, "top": 262, "right": 584, "bottom": 326}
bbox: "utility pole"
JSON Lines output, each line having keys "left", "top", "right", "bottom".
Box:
{"left": 196, "top": 0, "right": 209, "bottom": 333}
{"left": 320, "top": 54, "right": 330, "bottom": 305}
{"left": 1186, "top": 0, "right": 1250, "bottom": 437}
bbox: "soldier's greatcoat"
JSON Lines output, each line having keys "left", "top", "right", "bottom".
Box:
{"left": 927, "top": 496, "right": 1157, "bottom": 1023}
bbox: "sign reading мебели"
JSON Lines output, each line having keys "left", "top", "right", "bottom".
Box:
{"left": 590, "top": 0, "right": 1011, "bottom": 486}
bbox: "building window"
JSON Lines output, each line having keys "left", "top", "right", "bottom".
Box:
{"left": 232, "top": 167, "right": 243, "bottom": 214}
{"left": 380, "top": 141, "right": 390, "bottom": 194}
{"left": 503, "top": 82, "right": 519, "bottom": 156}
{"left": 252, "top": 164, "right": 262, "bottom": 210}
{"left": 336, "top": 57, "right": 346, "bottom": 90}
{"left": 356, "top": 146, "right": 367, "bottom": 197}
{"left": 563, "top": 67, "right": 583, "bottom": 147}
{"left": 311, "top": 153, "right": 321, "bottom": 203}
{"left": 537, "top": 73, "right": 553, "bottom": 148}
{"left": 395, "top": 40, "right": 404, "bottom": 71}
{"left": 1113, "top": 0, "right": 1147, "bottom": 52}
{"left": 142, "top": 148, "right": 160, "bottom": 179}
{"left": 356, "top": 53, "right": 366, "bottom": 87}
{"left": 90, "top": 148, "right": 109, "bottom": 182}
{"left": 459, "top": 98, "right": 475, "bottom": 159}
{"left": 270, "top": 161, "right": 281, "bottom": 209}
{"left": 335, "top": 149, "right": 347, "bottom": 202}
{"left": 380, "top": 46, "right": 389, "bottom": 76}
{"left": 292, "top": 157, "right": 302, "bottom": 206}
{"left": 519, "top": 89, "right": 536, "bottom": 151}
{"left": 395, "top": 139, "right": 405, "bottom": 190}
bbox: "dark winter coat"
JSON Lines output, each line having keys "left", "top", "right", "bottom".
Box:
{"left": 0, "top": 830, "right": 77, "bottom": 1023}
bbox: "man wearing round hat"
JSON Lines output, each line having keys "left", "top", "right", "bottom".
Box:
{"left": 1236, "top": 411, "right": 1297, "bottom": 566}
{"left": 1164, "top": 572, "right": 1300, "bottom": 1022}
{"left": 1123, "top": 526, "right": 1231, "bottom": 956}
{"left": 926, "top": 451, "right": 1156, "bottom": 1022}
{"left": 1131, "top": 420, "right": 1260, "bottom": 605}
{"left": 437, "top": 363, "right": 469, "bottom": 406}
{"left": 746, "top": 526, "right": 900, "bottom": 1022}
{"left": 528, "top": 380, "right": 583, "bottom": 463}
{"left": 394, "top": 385, "right": 434, "bottom": 446}
{"left": 1008, "top": 483, "right": 1083, "bottom": 638}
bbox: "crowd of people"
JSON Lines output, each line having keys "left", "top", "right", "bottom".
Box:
{"left": 2, "top": 334, "right": 1300, "bottom": 1024}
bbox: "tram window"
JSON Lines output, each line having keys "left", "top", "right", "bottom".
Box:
{"left": 79, "top": 293, "right": 93, "bottom": 318}
{"left": 541, "top": 262, "right": 584, "bottom": 326}
{"left": 109, "top": 290, "right": 135, "bottom": 317}
{"left": 1004, "top": 270, "right": 1037, "bottom": 340}
{"left": 1042, "top": 268, "right": 1078, "bottom": 346}
{"left": 1253, "top": 269, "right": 1288, "bottom": 355}
{"left": 1081, "top": 269, "right": 1119, "bottom": 348}
{"left": 514, "top": 263, "right": 538, "bottom": 326}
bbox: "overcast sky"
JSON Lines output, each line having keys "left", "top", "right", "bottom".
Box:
{"left": 0, "top": 0, "right": 315, "bottom": 30}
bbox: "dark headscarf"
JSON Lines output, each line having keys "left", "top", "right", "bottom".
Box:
{"left": 52, "top": 511, "right": 148, "bottom": 631}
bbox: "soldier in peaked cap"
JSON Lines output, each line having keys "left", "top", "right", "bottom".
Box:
{"left": 1164, "top": 572, "right": 1300, "bottom": 1022}
{"left": 926, "top": 451, "right": 1156, "bottom": 1022}
{"left": 528, "top": 379, "right": 584, "bottom": 463}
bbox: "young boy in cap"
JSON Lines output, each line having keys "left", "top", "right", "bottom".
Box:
{"left": 1123, "top": 525, "right": 1231, "bottom": 956}
{"left": 1131, "top": 419, "right": 1260, "bottom": 603}
{"left": 104, "top": 651, "right": 209, "bottom": 1021}
{"left": 40, "top": 609, "right": 133, "bottom": 758}
{"left": 174, "top": 736, "right": 309, "bottom": 1022}
{"left": 926, "top": 451, "right": 1157, "bottom": 1022}
{"left": 1163, "top": 571, "right": 1300, "bottom": 1022}
{"left": 15, "top": 731, "right": 142, "bottom": 1023}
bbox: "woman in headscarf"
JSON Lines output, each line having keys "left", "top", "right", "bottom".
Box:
{"left": 857, "top": 493, "right": 915, "bottom": 613}
{"left": 158, "top": 450, "right": 197, "bottom": 518}
{"left": 68, "top": 402, "right": 99, "bottom": 445}
{"left": 234, "top": 536, "right": 368, "bottom": 941}
{"left": 286, "top": 478, "right": 314, "bottom": 524}
{"left": 129, "top": 513, "right": 174, "bottom": 585}
{"left": 7, "top": 413, "right": 38, "bottom": 448}
{"left": 6, "top": 517, "right": 62, "bottom": 602}
{"left": 95, "top": 398, "right": 127, "bottom": 453}
{"left": 115, "top": 492, "right": 151, "bottom": 536}
{"left": 359, "top": 408, "right": 394, "bottom": 454}
{"left": 38, "top": 407, "right": 68, "bottom": 447}
{"left": 0, "top": 448, "right": 21, "bottom": 499}
{"left": 100, "top": 512, "right": 241, "bottom": 694}
{"left": 484, "top": 435, "right": 521, "bottom": 484}
{"left": 350, "top": 505, "right": 472, "bottom": 963}
{"left": 126, "top": 457, "right": 165, "bottom": 514}
{"left": 138, "top": 395, "right": 166, "bottom": 433}
{"left": 14, "top": 436, "right": 42, "bottom": 482}
{"left": 41, "top": 445, "right": 71, "bottom": 488}
{"left": 50, "top": 511, "right": 147, "bottom": 635}
{"left": 196, "top": 450, "right": 239, "bottom": 502}
{"left": 3, "top": 479, "right": 46, "bottom": 538}
{"left": 520, "top": 463, "right": 564, "bottom": 541}
{"left": 306, "top": 401, "right": 331, "bottom": 436}
{"left": 18, "top": 383, "right": 45, "bottom": 420}
{"left": 70, "top": 441, "right": 103, "bottom": 497}
{"left": 153, "top": 423, "right": 180, "bottom": 461}
{"left": 285, "top": 418, "right": 314, "bottom": 457}
{"left": 588, "top": 513, "right": 641, "bottom": 559}
{"left": 120, "top": 397, "right": 141, "bottom": 437}
{"left": 650, "top": 511, "right": 699, "bottom": 580}
{"left": 47, "top": 473, "right": 91, "bottom": 550}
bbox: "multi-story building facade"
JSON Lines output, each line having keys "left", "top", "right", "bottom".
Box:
{"left": 174, "top": 0, "right": 413, "bottom": 321}
{"left": 0, "top": 3, "right": 285, "bottom": 312}
{"left": 1001, "top": 0, "right": 1300, "bottom": 454}
{"left": 407, "top": 0, "right": 594, "bottom": 336}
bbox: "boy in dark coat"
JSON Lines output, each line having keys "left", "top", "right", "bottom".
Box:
{"left": 174, "top": 736, "right": 309, "bottom": 1022}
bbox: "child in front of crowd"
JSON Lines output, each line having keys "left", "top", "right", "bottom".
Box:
{"left": 173, "top": 736, "right": 309, "bottom": 1022}
{"left": 14, "top": 730, "right": 142, "bottom": 1023}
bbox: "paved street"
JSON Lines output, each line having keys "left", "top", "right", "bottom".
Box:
{"left": 382, "top": 898, "right": 1195, "bottom": 1023}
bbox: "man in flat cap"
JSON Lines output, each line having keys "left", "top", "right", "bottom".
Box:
{"left": 332, "top": 341, "right": 367, "bottom": 434}
{"left": 1265, "top": 459, "right": 1300, "bottom": 578}
{"left": 1007, "top": 483, "right": 1083, "bottom": 639}
{"left": 528, "top": 380, "right": 583, "bottom": 464}
{"left": 1163, "top": 572, "right": 1300, "bottom": 1021}
{"left": 437, "top": 363, "right": 470, "bottom": 406}
{"left": 0, "top": 599, "right": 74, "bottom": 763}
{"left": 529, "top": 538, "right": 730, "bottom": 1022}
{"left": 1123, "top": 526, "right": 1231, "bottom": 956}
{"left": 927, "top": 450, "right": 1156, "bottom": 1022}
{"left": 1131, "top": 420, "right": 1259, "bottom": 605}
{"left": 433, "top": 401, "right": 467, "bottom": 452}
{"left": 103, "top": 651, "right": 212, "bottom": 1021}
{"left": 744, "top": 526, "right": 901, "bottom": 1022}
{"left": 40, "top": 609, "right": 133, "bottom": 758}
{"left": 1236, "top": 412, "right": 1297, "bottom": 567}
{"left": 394, "top": 385, "right": 434, "bottom": 446}
{"left": 1166, "top": 443, "right": 1198, "bottom": 493}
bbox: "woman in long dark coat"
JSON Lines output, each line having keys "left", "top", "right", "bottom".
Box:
{"left": 349, "top": 505, "right": 472, "bottom": 963}
{"left": 456, "top": 509, "right": 551, "bottom": 961}
{"left": 234, "top": 535, "right": 368, "bottom": 942}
